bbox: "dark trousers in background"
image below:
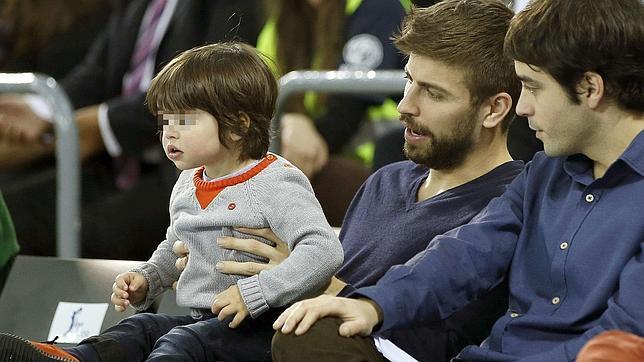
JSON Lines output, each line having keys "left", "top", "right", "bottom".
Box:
{"left": 272, "top": 317, "right": 386, "bottom": 362}
{"left": 68, "top": 309, "right": 281, "bottom": 362}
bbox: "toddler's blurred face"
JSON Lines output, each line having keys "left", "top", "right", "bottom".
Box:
{"left": 160, "top": 109, "right": 236, "bottom": 173}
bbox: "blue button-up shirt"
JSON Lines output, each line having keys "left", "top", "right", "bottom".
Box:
{"left": 355, "top": 131, "right": 644, "bottom": 361}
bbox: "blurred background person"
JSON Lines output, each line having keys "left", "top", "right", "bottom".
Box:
{"left": 0, "top": 0, "right": 111, "bottom": 79}
{"left": 260, "top": 0, "right": 409, "bottom": 225}
{"left": 0, "top": 189, "right": 18, "bottom": 292}
{"left": 0, "top": 0, "right": 261, "bottom": 260}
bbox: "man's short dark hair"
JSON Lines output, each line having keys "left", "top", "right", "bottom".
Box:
{"left": 505, "top": 0, "right": 644, "bottom": 113}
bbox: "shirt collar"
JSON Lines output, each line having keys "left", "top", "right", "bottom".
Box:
{"left": 619, "top": 130, "right": 644, "bottom": 177}
{"left": 563, "top": 154, "right": 593, "bottom": 185}
{"left": 564, "top": 130, "right": 644, "bottom": 181}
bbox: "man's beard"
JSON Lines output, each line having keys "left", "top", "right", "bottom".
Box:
{"left": 402, "top": 112, "right": 477, "bottom": 170}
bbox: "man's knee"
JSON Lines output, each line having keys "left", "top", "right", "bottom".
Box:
{"left": 272, "top": 317, "right": 385, "bottom": 362}
{"left": 272, "top": 317, "right": 340, "bottom": 358}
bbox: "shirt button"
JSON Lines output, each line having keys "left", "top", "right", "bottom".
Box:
{"left": 552, "top": 296, "right": 561, "bottom": 305}
{"left": 227, "top": 203, "right": 236, "bottom": 210}
{"left": 560, "top": 242, "right": 569, "bottom": 250}
{"left": 585, "top": 194, "right": 594, "bottom": 203}
{"left": 510, "top": 312, "right": 520, "bottom": 318}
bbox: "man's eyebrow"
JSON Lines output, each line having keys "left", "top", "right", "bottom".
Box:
{"left": 418, "top": 80, "right": 451, "bottom": 95}
{"left": 405, "top": 69, "right": 452, "bottom": 95}
{"left": 517, "top": 75, "right": 541, "bottom": 86}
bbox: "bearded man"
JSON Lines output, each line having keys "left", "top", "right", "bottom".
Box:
{"left": 238, "top": 1, "right": 526, "bottom": 360}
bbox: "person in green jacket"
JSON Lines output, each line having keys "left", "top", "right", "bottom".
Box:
{"left": 0, "top": 190, "right": 19, "bottom": 290}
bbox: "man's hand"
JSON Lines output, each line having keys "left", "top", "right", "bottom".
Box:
{"left": 111, "top": 272, "right": 149, "bottom": 312}
{"left": 212, "top": 285, "right": 249, "bottom": 328}
{"left": 0, "top": 95, "right": 52, "bottom": 144}
{"left": 172, "top": 240, "right": 188, "bottom": 290}
{"left": 0, "top": 100, "right": 104, "bottom": 158}
{"left": 174, "top": 227, "right": 290, "bottom": 277}
{"left": 215, "top": 227, "right": 290, "bottom": 276}
{"left": 280, "top": 113, "right": 329, "bottom": 178}
{"left": 273, "top": 295, "right": 383, "bottom": 337}
{"left": 0, "top": 102, "right": 107, "bottom": 170}
{"left": 173, "top": 240, "right": 189, "bottom": 272}
{"left": 0, "top": 139, "right": 54, "bottom": 171}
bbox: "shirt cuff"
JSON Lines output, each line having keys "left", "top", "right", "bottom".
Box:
{"left": 237, "top": 275, "right": 270, "bottom": 318}
{"left": 348, "top": 285, "right": 393, "bottom": 332}
{"left": 338, "top": 283, "right": 356, "bottom": 297}
{"left": 23, "top": 94, "right": 53, "bottom": 122}
{"left": 98, "top": 103, "right": 123, "bottom": 157}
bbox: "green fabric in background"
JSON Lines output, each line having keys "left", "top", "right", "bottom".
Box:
{"left": 0, "top": 191, "right": 19, "bottom": 268}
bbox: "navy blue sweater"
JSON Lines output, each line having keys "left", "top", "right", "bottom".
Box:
{"left": 337, "top": 159, "right": 524, "bottom": 361}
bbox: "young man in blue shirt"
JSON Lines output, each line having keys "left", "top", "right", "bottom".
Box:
{"left": 272, "top": 0, "right": 644, "bottom": 360}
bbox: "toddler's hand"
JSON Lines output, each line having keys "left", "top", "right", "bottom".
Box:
{"left": 211, "top": 285, "right": 249, "bottom": 328}
{"left": 111, "top": 272, "right": 149, "bottom": 312}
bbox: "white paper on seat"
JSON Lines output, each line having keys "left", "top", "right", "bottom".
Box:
{"left": 373, "top": 336, "right": 419, "bottom": 362}
{"left": 47, "top": 302, "right": 109, "bottom": 343}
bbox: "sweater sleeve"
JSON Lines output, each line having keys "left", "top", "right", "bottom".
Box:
{"left": 129, "top": 226, "right": 181, "bottom": 311}
{"left": 127, "top": 171, "right": 190, "bottom": 311}
{"left": 237, "top": 165, "right": 344, "bottom": 318}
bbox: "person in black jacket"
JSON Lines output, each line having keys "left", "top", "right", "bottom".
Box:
{"left": 0, "top": 0, "right": 261, "bottom": 260}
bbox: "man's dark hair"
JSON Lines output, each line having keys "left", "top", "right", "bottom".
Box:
{"left": 505, "top": 0, "right": 644, "bottom": 113}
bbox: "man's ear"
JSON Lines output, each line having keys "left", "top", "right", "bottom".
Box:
{"left": 482, "top": 92, "right": 512, "bottom": 129}
{"left": 577, "top": 71, "right": 605, "bottom": 109}
{"left": 229, "top": 112, "right": 251, "bottom": 142}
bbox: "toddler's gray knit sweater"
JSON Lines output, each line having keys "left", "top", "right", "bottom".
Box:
{"left": 131, "top": 154, "right": 343, "bottom": 318}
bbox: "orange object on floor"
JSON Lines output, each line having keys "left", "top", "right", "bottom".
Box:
{"left": 0, "top": 333, "right": 79, "bottom": 362}
{"left": 577, "top": 330, "right": 644, "bottom": 362}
